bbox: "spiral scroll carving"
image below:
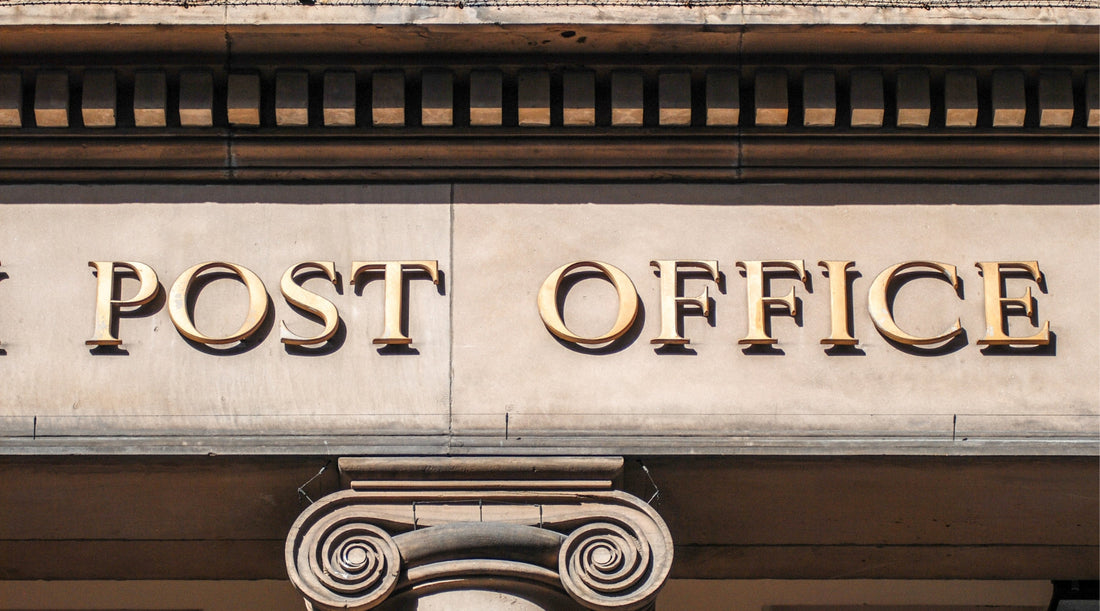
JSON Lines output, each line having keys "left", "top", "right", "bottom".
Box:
{"left": 286, "top": 485, "right": 673, "bottom": 611}
{"left": 287, "top": 506, "right": 401, "bottom": 611}
{"left": 559, "top": 520, "right": 661, "bottom": 611}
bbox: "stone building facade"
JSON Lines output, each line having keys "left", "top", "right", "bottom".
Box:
{"left": 0, "top": 1, "right": 1096, "bottom": 609}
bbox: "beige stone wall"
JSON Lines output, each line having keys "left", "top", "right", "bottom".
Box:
{"left": 0, "top": 185, "right": 1094, "bottom": 451}
{"left": 451, "top": 203, "right": 1098, "bottom": 442}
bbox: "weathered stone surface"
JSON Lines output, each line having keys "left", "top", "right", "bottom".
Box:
{"left": 562, "top": 69, "right": 595, "bottom": 127}
{"left": 754, "top": 69, "right": 787, "bottom": 126}
{"left": 1, "top": 2, "right": 1095, "bottom": 29}
{"left": 0, "top": 70, "right": 22, "bottom": 127}
{"left": 0, "top": 186, "right": 1095, "bottom": 448}
{"left": 992, "top": 69, "right": 1027, "bottom": 127}
{"left": 450, "top": 202, "right": 1098, "bottom": 440}
{"left": 0, "top": 195, "right": 452, "bottom": 437}
{"left": 33, "top": 70, "right": 68, "bottom": 127}
{"left": 1087, "top": 70, "right": 1098, "bottom": 128}
{"left": 470, "top": 69, "right": 502, "bottom": 126}
{"left": 849, "top": 69, "right": 883, "bottom": 127}
{"left": 611, "top": 70, "right": 644, "bottom": 126}
{"left": 275, "top": 70, "right": 309, "bottom": 127}
{"left": 286, "top": 459, "right": 672, "bottom": 611}
{"left": 379, "top": 589, "right": 577, "bottom": 611}
{"left": 705, "top": 70, "right": 738, "bottom": 127}
{"left": 81, "top": 69, "right": 116, "bottom": 128}
{"left": 421, "top": 68, "right": 453, "bottom": 127}
{"left": 178, "top": 70, "right": 213, "bottom": 127}
{"left": 0, "top": 455, "right": 1093, "bottom": 581}
{"left": 1039, "top": 70, "right": 1074, "bottom": 127}
{"left": 801, "top": 69, "right": 835, "bottom": 127}
{"left": 323, "top": 70, "right": 356, "bottom": 127}
{"left": 227, "top": 72, "right": 261, "bottom": 127}
{"left": 518, "top": 69, "right": 551, "bottom": 127}
{"left": 373, "top": 70, "right": 405, "bottom": 127}
{"left": 659, "top": 70, "right": 692, "bottom": 127}
{"left": 944, "top": 69, "right": 978, "bottom": 127}
{"left": 896, "top": 68, "right": 930, "bottom": 127}
{"left": 133, "top": 70, "right": 166, "bottom": 127}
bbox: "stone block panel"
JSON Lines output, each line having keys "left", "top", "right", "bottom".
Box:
{"left": 81, "top": 69, "right": 116, "bottom": 128}
{"left": 450, "top": 203, "right": 1099, "bottom": 440}
{"left": 991, "top": 69, "right": 1027, "bottom": 127}
{"left": 421, "top": 68, "right": 453, "bottom": 127}
{"left": 517, "top": 69, "right": 550, "bottom": 127}
{"left": 705, "top": 69, "right": 739, "bottom": 127}
{"left": 0, "top": 71, "right": 23, "bottom": 127}
{"left": 323, "top": 71, "right": 356, "bottom": 127}
{"left": 896, "top": 68, "right": 930, "bottom": 128}
{"left": 133, "top": 70, "right": 167, "bottom": 128}
{"left": 754, "top": 69, "right": 788, "bottom": 126}
{"left": 849, "top": 69, "right": 884, "bottom": 127}
{"left": 372, "top": 70, "right": 405, "bottom": 127}
{"left": 227, "top": 72, "right": 261, "bottom": 127}
{"left": 34, "top": 70, "right": 69, "bottom": 128}
{"left": 178, "top": 70, "right": 214, "bottom": 127}
{"left": 802, "top": 69, "right": 835, "bottom": 127}
{"left": 659, "top": 70, "right": 692, "bottom": 126}
{"left": 0, "top": 201, "right": 453, "bottom": 437}
{"left": 469, "top": 69, "right": 503, "bottom": 127}
{"left": 562, "top": 69, "right": 596, "bottom": 127}
{"left": 944, "top": 69, "right": 978, "bottom": 128}
{"left": 275, "top": 70, "right": 309, "bottom": 127}
{"left": 611, "top": 69, "right": 644, "bottom": 126}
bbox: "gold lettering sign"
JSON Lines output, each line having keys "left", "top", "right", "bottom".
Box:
{"left": 168, "top": 261, "right": 270, "bottom": 345}
{"left": 350, "top": 261, "right": 440, "bottom": 345}
{"left": 85, "top": 261, "right": 160, "bottom": 347}
{"left": 280, "top": 261, "right": 341, "bottom": 346}
{"left": 736, "top": 260, "right": 808, "bottom": 346}
{"left": 5, "top": 256, "right": 1069, "bottom": 356}
{"left": 975, "top": 261, "right": 1051, "bottom": 346}
{"left": 868, "top": 261, "right": 962, "bottom": 346}
{"left": 818, "top": 260, "right": 858, "bottom": 347}
{"left": 537, "top": 260, "right": 639, "bottom": 345}
{"left": 650, "top": 259, "right": 720, "bottom": 346}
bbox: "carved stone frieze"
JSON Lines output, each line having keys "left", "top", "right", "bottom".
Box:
{"left": 285, "top": 458, "right": 673, "bottom": 611}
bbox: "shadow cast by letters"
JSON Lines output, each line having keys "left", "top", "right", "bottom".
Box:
{"left": 824, "top": 344, "right": 866, "bottom": 356}
{"left": 0, "top": 272, "right": 6, "bottom": 354}
{"left": 885, "top": 330, "right": 969, "bottom": 357}
{"left": 182, "top": 290, "right": 276, "bottom": 356}
{"left": 823, "top": 268, "right": 865, "bottom": 356}
{"left": 284, "top": 319, "right": 348, "bottom": 357}
{"left": 882, "top": 270, "right": 968, "bottom": 357}
{"left": 742, "top": 343, "right": 785, "bottom": 356}
{"left": 89, "top": 280, "right": 166, "bottom": 356}
{"left": 550, "top": 269, "right": 645, "bottom": 355}
{"left": 352, "top": 268, "right": 443, "bottom": 356}
{"left": 284, "top": 270, "right": 346, "bottom": 356}
{"left": 981, "top": 331, "right": 1057, "bottom": 357}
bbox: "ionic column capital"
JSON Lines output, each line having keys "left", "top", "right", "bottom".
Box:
{"left": 285, "top": 457, "right": 673, "bottom": 611}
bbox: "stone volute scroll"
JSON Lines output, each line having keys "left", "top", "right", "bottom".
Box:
{"left": 285, "top": 457, "right": 673, "bottom": 611}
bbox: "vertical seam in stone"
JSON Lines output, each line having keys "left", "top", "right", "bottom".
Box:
{"left": 447, "top": 182, "right": 455, "bottom": 447}
{"left": 736, "top": 13, "right": 744, "bottom": 181}
{"left": 224, "top": 2, "right": 234, "bottom": 180}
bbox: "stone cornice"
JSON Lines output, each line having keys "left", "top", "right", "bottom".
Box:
{"left": 0, "top": 59, "right": 1095, "bottom": 182}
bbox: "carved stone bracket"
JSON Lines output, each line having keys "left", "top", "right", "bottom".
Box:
{"left": 285, "top": 457, "right": 673, "bottom": 611}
